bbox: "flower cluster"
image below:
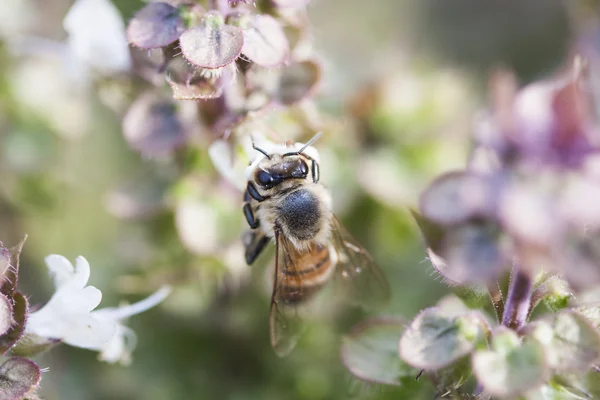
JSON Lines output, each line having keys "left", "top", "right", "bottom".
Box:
{"left": 419, "top": 62, "right": 600, "bottom": 291}
{"left": 0, "top": 238, "right": 169, "bottom": 400}
{"left": 123, "top": 0, "right": 321, "bottom": 158}
{"left": 341, "top": 60, "right": 600, "bottom": 399}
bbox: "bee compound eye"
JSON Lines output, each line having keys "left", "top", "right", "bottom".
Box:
{"left": 290, "top": 160, "right": 309, "bottom": 178}
{"left": 257, "top": 170, "right": 274, "bottom": 186}
{"left": 300, "top": 160, "right": 308, "bottom": 175}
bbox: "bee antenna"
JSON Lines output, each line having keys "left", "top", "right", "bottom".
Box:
{"left": 283, "top": 132, "right": 323, "bottom": 157}
{"left": 253, "top": 144, "right": 271, "bottom": 160}
{"left": 251, "top": 137, "right": 271, "bottom": 160}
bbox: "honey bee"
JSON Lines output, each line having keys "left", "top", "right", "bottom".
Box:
{"left": 242, "top": 133, "right": 390, "bottom": 356}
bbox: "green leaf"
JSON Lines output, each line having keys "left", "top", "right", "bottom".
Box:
{"left": 419, "top": 171, "right": 494, "bottom": 226}
{"left": 578, "top": 368, "right": 600, "bottom": 399}
{"left": 436, "top": 294, "right": 486, "bottom": 316}
{"left": 0, "top": 295, "right": 13, "bottom": 338}
{"left": 575, "top": 304, "right": 600, "bottom": 330}
{"left": 429, "top": 357, "right": 474, "bottom": 396}
{"left": 436, "top": 222, "right": 505, "bottom": 284}
{"left": 472, "top": 328, "right": 548, "bottom": 398}
{"left": 1, "top": 293, "right": 29, "bottom": 355}
{"left": 410, "top": 209, "right": 446, "bottom": 253}
{"left": 0, "top": 358, "right": 41, "bottom": 400}
{"left": 165, "top": 74, "right": 223, "bottom": 100}
{"left": 399, "top": 307, "right": 485, "bottom": 370}
{"left": 413, "top": 214, "right": 505, "bottom": 285}
{"left": 531, "top": 311, "right": 600, "bottom": 371}
{"left": 0, "top": 236, "right": 27, "bottom": 299}
{"left": 122, "top": 92, "right": 187, "bottom": 157}
{"left": 10, "top": 334, "right": 59, "bottom": 358}
{"left": 179, "top": 12, "right": 243, "bottom": 69}
{"left": 0, "top": 248, "right": 9, "bottom": 289}
{"left": 453, "top": 284, "right": 490, "bottom": 310}
{"left": 524, "top": 383, "right": 589, "bottom": 400}
{"left": 126, "top": 2, "right": 185, "bottom": 49}
{"left": 344, "top": 374, "right": 435, "bottom": 400}
{"left": 341, "top": 318, "right": 420, "bottom": 386}
{"left": 531, "top": 275, "right": 572, "bottom": 314}
{"left": 241, "top": 14, "right": 289, "bottom": 67}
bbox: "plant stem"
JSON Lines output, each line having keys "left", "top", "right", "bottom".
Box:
{"left": 487, "top": 281, "right": 504, "bottom": 323}
{"left": 502, "top": 265, "right": 533, "bottom": 330}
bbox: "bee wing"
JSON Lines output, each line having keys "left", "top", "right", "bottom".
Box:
{"left": 269, "top": 302, "right": 304, "bottom": 357}
{"left": 268, "top": 231, "right": 306, "bottom": 357}
{"left": 330, "top": 216, "right": 390, "bottom": 310}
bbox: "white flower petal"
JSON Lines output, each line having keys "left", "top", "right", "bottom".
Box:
{"left": 27, "top": 286, "right": 103, "bottom": 339}
{"left": 93, "top": 286, "right": 172, "bottom": 321}
{"left": 72, "top": 256, "right": 92, "bottom": 290}
{"left": 98, "top": 324, "right": 137, "bottom": 365}
{"left": 44, "top": 255, "right": 92, "bottom": 290}
{"left": 208, "top": 140, "right": 247, "bottom": 191}
{"left": 29, "top": 253, "right": 170, "bottom": 362}
{"left": 53, "top": 286, "right": 103, "bottom": 314}
{"left": 25, "top": 309, "right": 57, "bottom": 339}
{"left": 44, "top": 254, "right": 75, "bottom": 289}
{"left": 28, "top": 308, "right": 116, "bottom": 350}
{"left": 62, "top": 315, "right": 117, "bottom": 350}
{"left": 63, "top": 0, "right": 131, "bottom": 74}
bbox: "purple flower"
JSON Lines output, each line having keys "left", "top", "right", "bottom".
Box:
{"left": 478, "top": 65, "right": 600, "bottom": 168}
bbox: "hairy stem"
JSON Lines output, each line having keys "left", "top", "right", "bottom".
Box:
{"left": 487, "top": 281, "right": 504, "bottom": 323}
{"left": 502, "top": 266, "right": 533, "bottom": 330}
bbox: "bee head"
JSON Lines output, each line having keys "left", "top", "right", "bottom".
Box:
{"left": 254, "top": 155, "right": 310, "bottom": 189}
{"left": 249, "top": 132, "right": 323, "bottom": 190}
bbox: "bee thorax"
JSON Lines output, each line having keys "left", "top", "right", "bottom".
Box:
{"left": 267, "top": 186, "right": 329, "bottom": 247}
{"left": 279, "top": 189, "right": 321, "bottom": 238}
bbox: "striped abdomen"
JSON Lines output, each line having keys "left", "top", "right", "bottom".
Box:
{"left": 277, "top": 244, "right": 336, "bottom": 305}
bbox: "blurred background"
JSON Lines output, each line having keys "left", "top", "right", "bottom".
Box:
{"left": 0, "top": 0, "right": 593, "bottom": 398}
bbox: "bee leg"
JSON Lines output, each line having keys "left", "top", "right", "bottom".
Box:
{"left": 246, "top": 182, "right": 265, "bottom": 202}
{"left": 243, "top": 203, "right": 259, "bottom": 229}
{"left": 312, "top": 160, "right": 320, "bottom": 183}
{"left": 243, "top": 230, "right": 270, "bottom": 265}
